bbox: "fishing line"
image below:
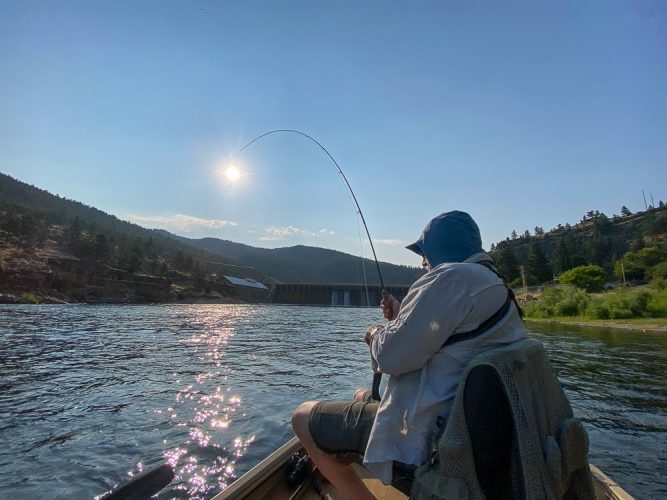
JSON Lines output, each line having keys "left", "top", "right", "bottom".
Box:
{"left": 237, "top": 129, "right": 387, "bottom": 402}
{"left": 236, "top": 129, "right": 386, "bottom": 290}
{"left": 355, "top": 212, "right": 371, "bottom": 307}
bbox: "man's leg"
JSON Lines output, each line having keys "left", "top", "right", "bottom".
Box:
{"left": 291, "top": 401, "right": 374, "bottom": 500}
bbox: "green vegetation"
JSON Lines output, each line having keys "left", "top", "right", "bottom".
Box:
{"left": 21, "top": 292, "right": 41, "bottom": 304}
{"left": 524, "top": 285, "right": 667, "bottom": 321}
{"left": 558, "top": 265, "right": 606, "bottom": 292}
{"left": 491, "top": 205, "right": 667, "bottom": 286}
{"left": 615, "top": 247, "right": 667, "bottom": 281}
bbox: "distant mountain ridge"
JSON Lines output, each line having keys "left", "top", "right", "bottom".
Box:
{"left": 0, "top": 172, "right": 422, "bottom": 287}
{"left": 163, "top": 233, "right": 424, "bottom": 285}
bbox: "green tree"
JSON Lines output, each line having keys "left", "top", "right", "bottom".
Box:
{"left": 495, "top": 243, "right": 520, "bottom": 282}
{"left": 615, "top": 247, "right": 667, "bottom": 281}
{"left": 173, "top": 251, "right": 185, "bottom": 270}
{"left": 125, "top": 245, "right": 144, "bottom": 273}
{"left": 586, "top": 230, "right": 611, "bottom": 266}
{"left": 18, "top": 212, "right": 42, "bottom": 251}
{"left": 159, "top": 261, "right": 169, "bottom": 276}
{"left": 94, "top": 234, "right": 110, "bottom": 262}
{"left": 1, "top": 206, "right": 20, "bottom": 235}
{"left": 66, "top": 216, "right": 83, "bottom": 247}
{"left": 526, "top": 241, "right": 552, "bottom": 284}
{"left": 558, "top": 265, "right": 606, "bottom": 292}
{"left": 553, "top": 239, "right": 573, "bottom": 275}
{"left": 621, "top": 206, "right": 632, "bottom": 217}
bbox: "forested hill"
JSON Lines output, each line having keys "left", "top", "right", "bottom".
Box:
{"left": 0, "top": 173, "right": 421, "bottom": 301}
{"left": 167, "top": 235, "right": 424, "bottom": 285}
{"left": 3, "top": 171, "right": 664, "bottom": 299}
{"left": 0, "top": 171, "right": 238, "bottom": 270}
{"left": 490, "top": 205, "right": 667, "bottom": 286}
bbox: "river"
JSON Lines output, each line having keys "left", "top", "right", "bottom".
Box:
{"left": 0, "top": 304, "right": 665, "bottom": 499}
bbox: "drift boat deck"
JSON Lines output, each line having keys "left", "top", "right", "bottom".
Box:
{"left": 213, "top": 437, "right": 633, "bottom": 500}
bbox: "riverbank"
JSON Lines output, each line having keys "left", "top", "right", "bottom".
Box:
{"left": 525, "top": 317, "right": 667, "bottom": 333}
{"left": 0, "top": 292, "right": 246, "bottom": 305}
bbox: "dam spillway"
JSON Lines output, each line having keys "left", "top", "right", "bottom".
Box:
{"left": 270, "top": 283, "right": 410, "bottom": 306}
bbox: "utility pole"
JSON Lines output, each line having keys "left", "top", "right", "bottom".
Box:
{"left": 642, "top": 190, "right": 648, "bottom": 211}
{"left": 651, "top": 193, "right": 655, "bottom": 210}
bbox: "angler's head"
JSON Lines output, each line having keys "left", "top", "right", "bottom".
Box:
{"left": 406, "top": 210, "right": 483, "bottom": 270}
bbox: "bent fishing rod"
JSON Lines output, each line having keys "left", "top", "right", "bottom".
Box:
{"left": 238, "top": 129, "right": 386, "bottom": 401}
{"left": 238, "top": 129, "right": 385, "bottom": 291}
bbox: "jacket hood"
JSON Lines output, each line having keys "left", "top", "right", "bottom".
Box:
{"left": 406, "top": 211, "right": 483, "bottom": 267}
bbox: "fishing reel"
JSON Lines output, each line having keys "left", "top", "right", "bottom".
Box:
{"left": 286, "top": 453, "right": 312, "bottom": 488}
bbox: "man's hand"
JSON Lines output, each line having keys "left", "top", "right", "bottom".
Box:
{"left": 365, "top": 324, "right": 384, "bottom": 345}
{"left": 380, "top": 294, "right": 400, "bottom": 321}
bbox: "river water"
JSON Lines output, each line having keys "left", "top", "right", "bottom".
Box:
{"left": 0, "top": 304, "right": 665, "bottom": 499}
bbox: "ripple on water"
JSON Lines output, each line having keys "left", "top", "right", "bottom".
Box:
{"left": 0, "top": 305, "right": 665, "bottom": 498}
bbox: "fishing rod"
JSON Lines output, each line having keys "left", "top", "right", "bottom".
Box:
{"left": 238, "top": 129, "right": 385, "bottom": 291}
{"left": 238, "top": 129, "right": 387, "bottom": 401}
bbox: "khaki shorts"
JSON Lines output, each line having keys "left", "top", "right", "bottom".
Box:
{"left": 308, "top": 393, "right": 379, "bottom": 458}
{"left": 308, "top": 392, "right": 415, "bottom": 494}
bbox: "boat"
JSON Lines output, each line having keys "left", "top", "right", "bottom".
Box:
{"left": 212, "top": 436, "right": 633, "bottom": 500}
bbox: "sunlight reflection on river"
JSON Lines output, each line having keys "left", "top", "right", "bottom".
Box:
{"left": 0, "top": 304, "right": 665, "bottom": 499}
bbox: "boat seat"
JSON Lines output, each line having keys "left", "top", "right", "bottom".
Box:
{"left": 464, "top": 364, "right": 523, "bottom": 500}
{"left": 411, "top": 339, "right": 596, "bottom": 499}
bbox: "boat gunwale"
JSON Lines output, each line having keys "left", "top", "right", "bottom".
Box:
{"left": 212, "top": 437, "right": 635, "bottom": 500}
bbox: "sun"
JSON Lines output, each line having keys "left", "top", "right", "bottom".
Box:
{"left": 223, "top": 165, "right": 242, "bottom": 182}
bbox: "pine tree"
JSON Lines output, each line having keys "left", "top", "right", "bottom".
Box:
{"left": 94, "top": 234, "right": 110, "bottom": 262}
{"left": 126, "top": 245, "right": 143, "bottom": 273}
{"left": 621, "top": 206, "right": 632, "bottom": 217}
{"left": 66, "top": 216, "right": 83, "bottom": 247}
{"left": 526, "top": 241, "right": 552, "bottom": 284}
{"left": 586, "top": 229, "right": 611, "bottom": 266}
{"left": 553, "top": 239, "right": 573, "bottom": 274}
{"left": 496, "top": 243, "right": 520, "bottom": 282}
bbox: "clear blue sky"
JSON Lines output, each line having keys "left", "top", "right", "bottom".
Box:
{"left": 1, "top": 1, "right": 665, "bottom": 265}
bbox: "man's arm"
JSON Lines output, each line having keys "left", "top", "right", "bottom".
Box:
{"left": 370, "top": 267, "right": 469, "bottom": 376}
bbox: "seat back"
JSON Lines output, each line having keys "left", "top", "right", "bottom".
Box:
{"left": 411, "top": 339, "right": 594, "bottom": 500}
{"left": 464, "top": 365, "right": 523, "bottom": 500}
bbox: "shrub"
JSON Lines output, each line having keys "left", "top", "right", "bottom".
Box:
{"left": 523, "top": 286, "right": 589, "bottom": 318}
{"left": 651, "top": 277, "right": 666, "bottom": 291}
{"left": 585, "top": 288, "right": 657, "bottom": 319}
{"left": 558, "top": 265, "right": 606, "bottom": 292}
{"left": 615, "top": 246, "right": 667, "bottom": 281}
{"left": 21, "top": 292, "right": 41, "bottom": 304}
{"left": 647, "top": 289, "right": 667, "bottom": 317}
{"left": 647, "top": 261, "right": 667, "bottom": 280}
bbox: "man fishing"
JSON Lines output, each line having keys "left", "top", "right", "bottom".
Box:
{"left": 291, "top": 210, "right": 526, "bottom": 497}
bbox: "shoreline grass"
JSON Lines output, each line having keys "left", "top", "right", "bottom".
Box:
{"left": 525, "top": 316, "right": 667, "bottom": 333}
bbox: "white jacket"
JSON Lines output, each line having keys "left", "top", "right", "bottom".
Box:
{"left": 364, "top": 253, "right": 526, "bottom": 484}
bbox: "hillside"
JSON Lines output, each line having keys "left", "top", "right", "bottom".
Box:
{"left": 0, "top": 173, "right": 422, "bottom": 302}
{"left": 171, "top": 235, "right": 423, "bottom": 285}
{"left": 490, "top": 206, "right": 667, "bottom": 286}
